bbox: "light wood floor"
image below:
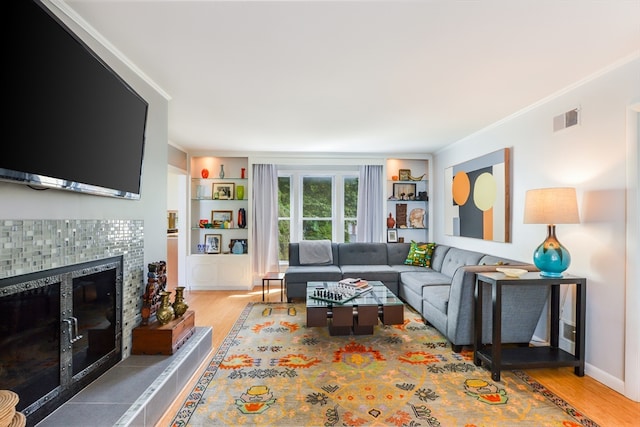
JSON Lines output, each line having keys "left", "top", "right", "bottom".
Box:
{"left": 157, "top": 288, "right": 639, "bottom": 426}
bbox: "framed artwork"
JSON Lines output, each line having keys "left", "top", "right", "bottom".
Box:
{"left": 204, "top": 234, "right": 222, "bottom": 254}
{"left": 211, "top": 210, "right": 233, "bottom": 228}
{"left": 393, "top": 183, "right": 417, "bottom": 200}
{"left": 398, "top": 169, "right": 411, "bottom": 181}
{"left": 444, "top": 148, "right": 511, "bottom": 242}
{"left": 213, "top": 182, "right": 235, "bottom": 200}
{"left": 387, "top": 229, "right": 398, "bottom": 243}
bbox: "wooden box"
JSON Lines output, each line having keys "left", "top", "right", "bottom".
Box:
{"left": 132, "top": 310, "right": 195, "bottom": 355}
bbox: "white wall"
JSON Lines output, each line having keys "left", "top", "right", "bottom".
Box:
{"left": 433, "top": 57, "right": 640, "bottom": 396}
{"left": 0, "top": 1, "right": 169, "bottom": 272}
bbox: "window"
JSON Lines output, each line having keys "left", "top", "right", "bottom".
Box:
{"left": 278, "top": 169, "right": 358, "bottom": 261}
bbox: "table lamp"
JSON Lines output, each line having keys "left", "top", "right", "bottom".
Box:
{"left": 523, "top": 187, "right": 579, "bottom": 277}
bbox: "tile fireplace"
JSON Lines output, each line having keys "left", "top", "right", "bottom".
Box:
{"left": 0, "top": 220, "right": 144, "bottom": 426}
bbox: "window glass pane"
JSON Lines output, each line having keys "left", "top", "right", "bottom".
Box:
{"left": 344, "top": 220, "right": 357, "bottom": 242}
{"left": 303, "top": 220, "right": 332, "bottom": 240}
{"left": 344, "top": 176, "right": 358, "bottom": 217}
{"left": 278, "top": 176, "right": 290, "bottom": 217}
{"left": 278, "top": 220, "right": 290, "bottom": 261}
{"left": 303, "top": 177, "right": 332, "bottom": 217}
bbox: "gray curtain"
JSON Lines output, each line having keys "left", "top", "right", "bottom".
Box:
{"left": 356, "top": 165, "right": 384, "bottom": 242}
{"left": 252, "top": 164, "right": 280, "bottom": 277}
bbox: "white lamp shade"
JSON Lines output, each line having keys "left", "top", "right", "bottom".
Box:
{"left": 523, "top": 187, "right": 579, "bottom": 224}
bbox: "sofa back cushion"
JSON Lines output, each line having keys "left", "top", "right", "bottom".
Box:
{"left": 439, "top": 247, "right": 484, "bottom": 277}
{"left": 387, "top": 242, "right": 412, "bottom": 265}
{"left": 289, "top": 243, "right": 339, "bottom": 266}
{"left": 430, "top": 244, "right": 451, "bottom": 272}
{"left": 338, "top": 243, "right": 388, "bottom": 265}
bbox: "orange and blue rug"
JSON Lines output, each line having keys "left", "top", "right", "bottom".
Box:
{"left": 170, "top": 302, "right": 597, "bottom": 426}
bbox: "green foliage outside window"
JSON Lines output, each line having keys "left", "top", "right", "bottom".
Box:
{"left": 277, "top": 172, "right": 359, "bottom": 260}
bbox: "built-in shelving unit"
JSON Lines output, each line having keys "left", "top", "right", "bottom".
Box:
{"left": 186, "top": 156, "right": 251, "bottom": 290}
{"left": 386, "top": 158, "right": 431, "bottom": 243}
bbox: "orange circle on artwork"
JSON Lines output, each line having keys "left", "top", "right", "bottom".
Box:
{"left": 473, "top": 172, "right": 497, "bottom": 211}
{"left": 452, "top": 171, "right": 471, "bottom": 205}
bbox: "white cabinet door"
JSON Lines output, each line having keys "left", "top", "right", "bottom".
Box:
{"left": 186, "top": 254, "right": 251, "bottom": 290}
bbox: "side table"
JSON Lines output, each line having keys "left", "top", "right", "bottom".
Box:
{"left": 474, "top": 271, "right": 586, "bottom": 381}
{"left": 261, "top": 272, "right": 285, "bottom": 301}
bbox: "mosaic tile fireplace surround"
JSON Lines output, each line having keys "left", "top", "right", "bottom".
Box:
{"left": 0, "top": 219, "right": 145, "bottom": 424}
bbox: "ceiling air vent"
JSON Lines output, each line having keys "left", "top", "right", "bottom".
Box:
{"left": 553, "top": 108, "right": 580, "bottom": 132}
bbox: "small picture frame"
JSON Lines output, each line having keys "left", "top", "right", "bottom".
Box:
{"left": 204, "top": 234, "right": 222, "bottom": 254}
{"left": 393, "top": 183, "right": 417, "bottom": 200}
{"left": 398, "top": 169, "right": 411, "bottom": 181}
{"left": 387, "top": 229, "right": 398, "bottom": 243}
{"left": 213, "top": 182, "right": 235, "bottom": 200}
{"left": 211, "top": 210, "right": 233, "bottom": 228}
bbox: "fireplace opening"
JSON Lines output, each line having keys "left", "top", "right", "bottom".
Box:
{"left": 0, "top": 256, "right": 123, "bottom": 425}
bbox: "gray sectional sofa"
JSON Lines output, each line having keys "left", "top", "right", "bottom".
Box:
{"left": 285, "top": 242, "right": 548, "bottom": 351}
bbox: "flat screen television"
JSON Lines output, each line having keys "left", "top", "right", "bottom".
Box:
{"left": 2, "top": 0, "right": 149, "bottom": 199}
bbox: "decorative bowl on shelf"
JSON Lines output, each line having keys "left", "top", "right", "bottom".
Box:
{"left": 496, "top": 267, "right": 528, "bottom": 278}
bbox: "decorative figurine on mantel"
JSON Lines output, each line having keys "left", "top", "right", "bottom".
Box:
{"left": 141, "top": 261, "right": 167, "bottom": 325}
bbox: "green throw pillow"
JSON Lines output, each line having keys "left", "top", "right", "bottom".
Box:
{"left": 404, "top": 241, "right": 436, "bottom": 267}
{"left": 423, "top": 242, "right": 436, "bottom": 268}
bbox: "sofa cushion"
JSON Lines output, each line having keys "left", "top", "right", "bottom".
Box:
{"left": 423, "top": 243, "right": 436, "bottom": 267}
{"left": 387, "top": 242, "right": 412, "bottom": 265}
{"left": 338, "top": 243, "right": 388, "bottom": 265}
{"left": 404, "top": 241, "right": 430, "bottom": 267}
{"left": 340, "top": 265, "right": 399, "bottom": 283}
{"left": 284, "top": 265, "right": 342, "bottom": 283}
{"left": 399, "top": 271, "right": 452, "bottom": 296}
{"left": 421, "top": 285, "right": 450, "bottom": 314}
{"left": 439, "top": 247, "right": 484, "bottom": 277}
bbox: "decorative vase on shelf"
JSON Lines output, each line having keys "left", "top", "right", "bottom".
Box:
{"left": 201, "top": 168, "right": 209, "bottom": 179}
{"left": 232, "top": 240, "right": 244, "bottom": 254}
{"left": 219, "top": 164, "right": 225, "bottom": 179}
{"left": 241, "top": 168, "right": 246, "bottom": 179}
{"left": 236, "top": 185, "right": 244, "bottom": 200}
{"left": 387, "top": 213, "right": 396, "bottom": 228}
{"left": 156, "top": 291, "right": 175, "bottom": 325}
{"left": 172, "top": 286, "right": 188, "bottom": 317}
{"left": 238, "top": 208, "right": 246, "bottom": 228}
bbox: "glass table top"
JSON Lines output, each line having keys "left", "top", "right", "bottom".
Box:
{"left": 306, "top": 281, "right": 403, "bottom": 308}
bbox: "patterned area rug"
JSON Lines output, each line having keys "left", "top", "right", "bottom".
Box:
{"left": 170, "top": 302, "right": 597, "bottom": 427}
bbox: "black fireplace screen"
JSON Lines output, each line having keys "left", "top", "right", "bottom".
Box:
{"left": 0, "top": 257, "right": 122, "bottom": 424}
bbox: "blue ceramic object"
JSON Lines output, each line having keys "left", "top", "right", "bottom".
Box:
{"left": 232, "top": 240, "right": 244, "bottom": 254}
{"left": 532, "top": 225, "right": 571, "bottom": 277}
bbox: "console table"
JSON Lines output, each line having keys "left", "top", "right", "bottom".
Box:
{"left": 473, "top": 272, "right": 586, "bottom": 381}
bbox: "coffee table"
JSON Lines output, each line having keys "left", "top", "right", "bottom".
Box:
{"left": 306, "top": 281, "right": 404, "bottom": 335}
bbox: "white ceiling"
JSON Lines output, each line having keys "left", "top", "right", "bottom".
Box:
{"left": 59, "top": 0, "right": 640, "bottom": 155}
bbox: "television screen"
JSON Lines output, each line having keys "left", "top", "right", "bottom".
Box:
{"left": 2, "top": 0, "right": 148, "bottom": 199}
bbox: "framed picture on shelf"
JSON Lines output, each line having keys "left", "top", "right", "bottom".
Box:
{"left": 213, "top": 182, "right": 235, "bottom": 200}
{"left": 398, "top": 169, "right": 411, "bottom": 181}
{"left": 393, "top": 183, "right": 417, "bottom": 200}
{"left": 387, "top": 229, "right": 398, "bottom": 243}
{"left": 204, "top": 234, "right": 222, "bottom": 254}
{"left": 211, "top": 210, "right": 233, "bottom": 228}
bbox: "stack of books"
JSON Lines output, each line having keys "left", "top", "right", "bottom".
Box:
{"left": 337, "top": 278, "right": 373, "bottom": 293}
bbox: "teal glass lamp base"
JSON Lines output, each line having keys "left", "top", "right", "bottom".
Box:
{"left": 532, "top": 225, "right": 571, "bottom": 278}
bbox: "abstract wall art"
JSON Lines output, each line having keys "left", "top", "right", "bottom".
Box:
{"left": 444, "top": 148, "right": 511, "bottom": 242}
